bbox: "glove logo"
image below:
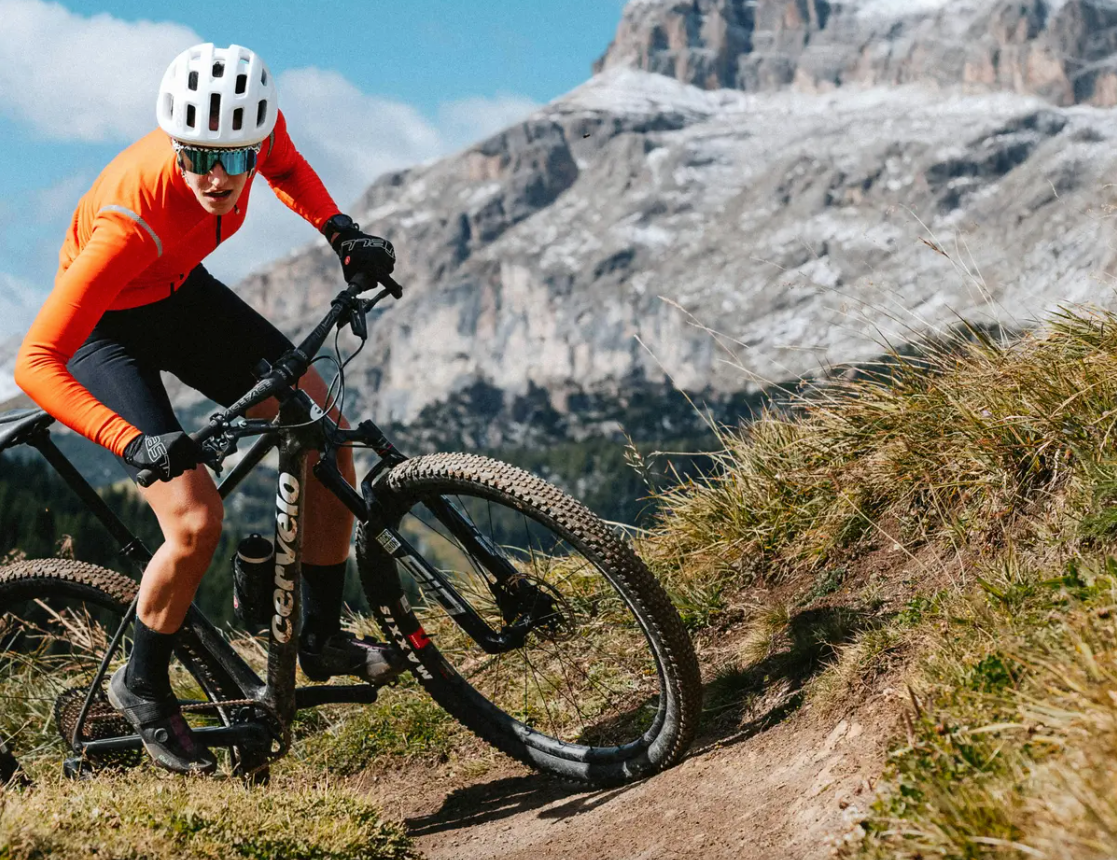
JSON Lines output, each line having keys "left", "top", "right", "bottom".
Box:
{"left": 145, "top": 436, "right": 170, "bottom": 478}
{"left": 340, "top": 237, "right": 396, "bottom": 260}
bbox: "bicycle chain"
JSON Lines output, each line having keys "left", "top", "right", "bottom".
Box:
{"left": 78, "top": 696, "right": 268, "bottom": 721}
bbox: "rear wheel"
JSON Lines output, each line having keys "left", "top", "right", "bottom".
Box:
{"left": 358, "top": 453, "right": 702, "bottom": 785}
{"left": 0, "top": 559, "right": 266, "bottom": 779}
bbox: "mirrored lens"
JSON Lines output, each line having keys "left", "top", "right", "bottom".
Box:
{"left": 178, "top": 147, "right": 257, "bottom": 176}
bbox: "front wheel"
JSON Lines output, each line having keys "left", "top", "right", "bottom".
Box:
{"left": 358, "top": 453, "right": 702, "bottom": 785}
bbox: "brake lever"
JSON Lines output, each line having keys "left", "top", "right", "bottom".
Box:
{"left": 349, "top": 306, "right": 368, "bottom": 339}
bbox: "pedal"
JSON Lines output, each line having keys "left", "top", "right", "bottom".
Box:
{"left": 54, "top": 687, "right": 142, "bottom": 770}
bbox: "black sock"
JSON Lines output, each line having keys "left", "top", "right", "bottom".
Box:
{"left": 301, "top": 561, "right": 348, "bottom": 646}
{"left": 126, "top": 617, "right": 176, "bottom": 700}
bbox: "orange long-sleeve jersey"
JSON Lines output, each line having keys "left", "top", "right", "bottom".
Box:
{"left": 15, "top": 110, "right": 340, "bottom": 457}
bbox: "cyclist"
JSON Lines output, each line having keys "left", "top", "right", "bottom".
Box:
{"left": 14, "top": 43, "right": 402, "bottom": 774}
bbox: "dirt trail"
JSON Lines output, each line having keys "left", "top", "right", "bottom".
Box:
{"left": 365, "top": 697, "right": 892, "bottom": 860}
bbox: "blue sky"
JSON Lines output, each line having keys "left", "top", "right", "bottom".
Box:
{"left": 0, "top": 0, "right": 627, "bottom": 338}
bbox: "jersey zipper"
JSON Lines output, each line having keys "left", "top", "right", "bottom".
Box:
{"left": 215, "top": 215, "right": 223, "bottom": 247}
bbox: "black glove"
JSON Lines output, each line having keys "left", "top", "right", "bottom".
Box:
{"left": 323, "top": 213, "right": 395, "bottom": 285}
{"left": 123, "top": 431, "right": 205, "bottom": 482}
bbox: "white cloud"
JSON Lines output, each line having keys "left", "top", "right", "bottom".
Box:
{"left": 0, "top": 0, "right": 200, "bottom": 141}
{"left": 34, "top": 171, "right": 91, "bottom": 222}
{"left": 437, "top": 94, "right": 542, "bottom": 150}
{"left": 278, "top": 68, "right": 446, "bottom": 195}
{"left": 276, "top": 69, "right": 539, "bottom": 204}
{"left": 0, "top": 1, "right": 541, "bottom": 283}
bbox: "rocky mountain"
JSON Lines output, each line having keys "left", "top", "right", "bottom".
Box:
{"left": 231, "top": 0, "right": 1117, "bottom": 449}
{"left": 8, "top": 0, "right": 1117, "bottom": 457}
{"left": 595, "top": 0, "right": 1117, "bottom": 106}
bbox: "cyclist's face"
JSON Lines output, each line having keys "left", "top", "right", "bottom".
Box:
{"left": 180, "top": 160, "right": 249, "bottom": 216}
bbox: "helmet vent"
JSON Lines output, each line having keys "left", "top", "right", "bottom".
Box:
{"left": 158, "top": 44, "right": 277, "bottom": 144}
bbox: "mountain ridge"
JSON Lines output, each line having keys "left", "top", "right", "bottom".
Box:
{"left": 7, "top": 0, "right": 1117, "bottom": 451}
{"left": 231, "top": 57, "right": 1117, "bottom": 436}
{"left": 595, "top": 0, "right": 1117, "bottom": 106}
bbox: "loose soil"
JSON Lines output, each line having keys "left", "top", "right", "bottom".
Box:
{"left": 364, "top": 700, "right": 891, "bottom": 860}
{"left": 361, "top": 659, "right": 900, "bottom": 859}
{"left": 362, "top": 547, "right": 929, "bottom": 859}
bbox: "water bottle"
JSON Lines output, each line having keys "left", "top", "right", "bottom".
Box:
{"left": 232, "top": 533, "right": 274, "bottom": 627}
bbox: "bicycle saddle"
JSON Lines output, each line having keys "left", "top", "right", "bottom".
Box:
{"left": 0, "top": 408, "right": 53, "bottom": 453}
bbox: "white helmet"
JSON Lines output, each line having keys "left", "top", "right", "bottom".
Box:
{"left": 156, "top": 43, "right": 277, "bottom": 146}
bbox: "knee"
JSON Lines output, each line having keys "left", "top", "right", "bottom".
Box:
{"left": 167, "top": 498, "right": 224, "bottom": 556}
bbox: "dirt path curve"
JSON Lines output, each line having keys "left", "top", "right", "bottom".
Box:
{"left": 365, "top": 702, "right": 890, "bottom": 860}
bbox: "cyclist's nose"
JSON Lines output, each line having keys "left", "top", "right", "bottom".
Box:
{"left": 208, "top": 162, "right": 229, "bottom": 182}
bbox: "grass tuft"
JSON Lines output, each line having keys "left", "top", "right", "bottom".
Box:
{"left": 0, "top": 774, "right": 417, "bottom": 860}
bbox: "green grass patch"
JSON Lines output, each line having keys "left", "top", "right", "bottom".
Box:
{"left": 846, "top": 553, "right": 1117, "bottom": 858}
{"left": 296, "top": 689, "right": 456, "bottom": 777}
{"left": 0, "top": 774, "right": 417, "bottom": 860}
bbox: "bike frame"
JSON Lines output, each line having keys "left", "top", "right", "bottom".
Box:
{"left": 12, "top": 281, "right": 544, "bottom": 765}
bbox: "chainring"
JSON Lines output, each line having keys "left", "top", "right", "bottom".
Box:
{"left": 54, "top": 687, "right": 142, "bottom": 769}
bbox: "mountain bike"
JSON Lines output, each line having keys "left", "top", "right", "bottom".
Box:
{"left": 0, "top": 274, "right": 702, "bottom": 786}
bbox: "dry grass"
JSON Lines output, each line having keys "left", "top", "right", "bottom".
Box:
{"left": 646, "top": 309, "right": 1117, "bottom": 587}
{"left": 0, "top": 773, "right": 417, "bottom": 860}
{"left": 637, "top": 306, "right": 1117, "bottom": 856}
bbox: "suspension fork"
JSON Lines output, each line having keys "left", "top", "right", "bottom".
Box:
{"left": 361, "top": 478, "right": 538, "bottom": 655}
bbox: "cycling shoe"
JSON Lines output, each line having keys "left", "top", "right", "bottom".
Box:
{"left": 107, "top": 666, "right": 216, "bottom": 775}
{"left": 298, "top": 631, "right": 407, "bottom": 684}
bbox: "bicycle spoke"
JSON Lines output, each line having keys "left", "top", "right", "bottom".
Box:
{"left": 520, "top": 647, "right": 564, "bottom": 736}
{"left": 381, "top": 479, "right": 678, "bottom": 751}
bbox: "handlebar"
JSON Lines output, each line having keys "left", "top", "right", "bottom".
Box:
{"left": 136, "top": 272, "right": 401, "bottom": 487}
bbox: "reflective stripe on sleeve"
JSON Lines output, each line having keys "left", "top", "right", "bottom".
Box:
{"left": 96, "top": 205, "right": 164, "bottom": 257}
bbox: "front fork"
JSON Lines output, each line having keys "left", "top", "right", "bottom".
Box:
{"left": 361, "top": 476, "right": 550, "bottom": 656}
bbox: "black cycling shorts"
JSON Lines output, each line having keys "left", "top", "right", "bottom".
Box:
{"left": 68, "top": 265, "right": 292, "bottom": 479}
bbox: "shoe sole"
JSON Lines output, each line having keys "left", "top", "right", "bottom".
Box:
{"left": 298, "top": 654, "right": 406, "bottom": 686}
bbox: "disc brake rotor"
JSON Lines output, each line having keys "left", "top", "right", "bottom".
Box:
{"left": 508, "top": 575, "right": 577, "bottom": 644}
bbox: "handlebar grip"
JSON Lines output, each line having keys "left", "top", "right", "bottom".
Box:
{"left": 381, "top": 274, "right": 403, "bottom": 300}
{"left": 346, "top": 272, "right": 402, "bottom": 300}
{"left": 347, "top": 272, "right": 375, "bottom": 294}
{"left": 136, "top": 468, "right": 156, "bottom": 488}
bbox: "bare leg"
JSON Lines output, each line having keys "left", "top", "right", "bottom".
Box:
{"left": 247, "top": 367, "right": 355, "bottom": 566}
{"left": 136, "top": 467, "right": 223, "bottom": 632}
{"left": 133, "top": 368, "right": 351, "bottom": 633}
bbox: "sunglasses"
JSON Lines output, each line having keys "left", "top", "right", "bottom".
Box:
{"left": 173, "top": 142, "right": 260, "bottom": 176}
